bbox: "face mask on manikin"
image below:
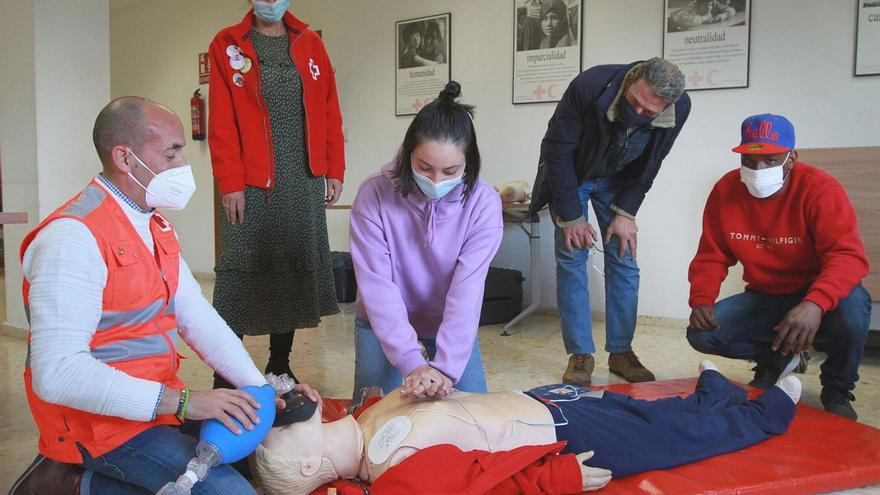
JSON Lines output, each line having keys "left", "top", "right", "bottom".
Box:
{"left": 617, "top": 96, "right": 655, "bottom": 129}
{"left": 411, "top": 166, "right": 463, "bottom": 201}
{"left": 253, "top": 0, "right": 289, "bottom": 23}
{"left": 739, "top": 153, "right": 789, "bottom": 199}
{"left": 127, "top": 150, "right": 196, "bottom": 210}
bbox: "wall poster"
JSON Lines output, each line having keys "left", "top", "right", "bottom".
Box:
{"left": 396, "top": 13, "right": 451, "bottom": 116}
{"left": 513, "top": 0, "right": 583, "bottom": 104}
{"left": 663, "top": 0, "right": 751, "bottom": 90}
{"left": 856, "top": 0, "right": 880, "bottom": 76}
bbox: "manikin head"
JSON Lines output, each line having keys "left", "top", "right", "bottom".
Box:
{"left": 251, "top": 406, "right": 363, "bottom": 495}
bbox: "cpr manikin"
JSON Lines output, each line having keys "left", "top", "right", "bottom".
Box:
{"left": 251, "top": 361, "right": 802, "bottom": 494}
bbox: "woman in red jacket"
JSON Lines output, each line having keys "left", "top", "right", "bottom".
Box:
{"left": 208, "top": 0, "right": 345, "bottom": 384}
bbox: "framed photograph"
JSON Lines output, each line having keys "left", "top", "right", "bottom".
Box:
{"left": 663, "top": 0, "right": 751, "bottom": 91}
{"left": 856, "top": 0, "right": 880, "bottom": 76}
{"left": 512, "top": 0, "right": 583, "bottom": 104}
{"left": 395, "top": 13, "right": 451, "bottom": 116}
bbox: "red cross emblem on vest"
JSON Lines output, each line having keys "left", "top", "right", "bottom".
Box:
{"left": 308, "top": 58, "right": 320, "bottom": 81}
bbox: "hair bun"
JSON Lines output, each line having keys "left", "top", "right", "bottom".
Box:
{"left": 439, "top": 81, "right": 461, "bottom": 100}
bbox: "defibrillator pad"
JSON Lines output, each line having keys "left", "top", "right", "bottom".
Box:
{"left": 367, "top": 416, "right": 413, "bottom": 465}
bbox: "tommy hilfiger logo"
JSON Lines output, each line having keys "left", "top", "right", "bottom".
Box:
{"left": 743, "top": 121, "right": 778, "bottom": 143}
{"left": 729, "top": 232, "right": 803, "bottom": 250}
{"left": 308, "top": 58, "right": 320, "bottom": 80}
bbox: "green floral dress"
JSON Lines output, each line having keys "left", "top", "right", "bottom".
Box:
{"left": 213, "top": 30, "right": 338, "bottom": 335}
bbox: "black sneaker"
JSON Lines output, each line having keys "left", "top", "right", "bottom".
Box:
{"left": 748, "top": 352, "right": 801, "bottom": 390}
{"left": 265, "top": 361, "right": 299, "bottom": 384}
{"left": 821, "top": 387, "right": 857, "bottom": 420}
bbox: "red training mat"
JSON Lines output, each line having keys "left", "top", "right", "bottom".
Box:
{"left": 317, "top": 378, "right": 880, "bottom": 494}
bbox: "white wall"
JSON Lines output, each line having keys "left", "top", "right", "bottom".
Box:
{"left": 109, "top": 0, "right": 879, "bottom": 320}
{"left": 34, "top": 1, "right": 111, "bottom": 214}
{"left": 1, "top": 0, "right": 110, "bottom": 330}
{"left": 110, "top": 1, "right": 253, "bottom": 274}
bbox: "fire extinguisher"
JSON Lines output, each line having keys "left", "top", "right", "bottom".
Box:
{"left": 191, "top": 89, "right": 206, "bottom": 141}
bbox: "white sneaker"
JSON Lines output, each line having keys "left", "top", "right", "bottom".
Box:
{"left": 699, "top": 360, "right": 719, "bottom": 374}
{"left": 775, "top": 375, "right": 802, "bottom": 404}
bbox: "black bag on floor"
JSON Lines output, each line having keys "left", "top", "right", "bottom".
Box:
{"left": 331, "top": 251, "right": 357, "bottom": 303}
{"left": 480, "top": 267, "right": 524, "bottom": 325}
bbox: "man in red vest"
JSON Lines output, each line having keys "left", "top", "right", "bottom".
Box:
{"left": 686, "top": 113, "right": 871, "bottom": 421}
{"left": 11, "top": 97, "right": 318, "bottom": 494}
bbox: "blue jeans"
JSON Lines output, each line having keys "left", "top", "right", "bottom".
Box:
{"left": 352, "top": 317, "right": 487, "bottom": 400}
{"left": 78, "top": 422, "right": 256, "bottom": 495}
{"left": 554, "top": 177, "right": 639, "bottom": 355}
{"left": 687, "top": 285, "right": 872, "bottom": 390}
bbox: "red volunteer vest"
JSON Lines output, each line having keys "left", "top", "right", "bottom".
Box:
{"left": 20, "top": 180, "right": 184, "bottom": 463}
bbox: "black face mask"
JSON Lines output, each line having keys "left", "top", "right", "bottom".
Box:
{"left": 617, "top": 96, "right": 654, "bottom": 129}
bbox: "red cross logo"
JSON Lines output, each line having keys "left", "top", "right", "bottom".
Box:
{"left": 688, "top": 70, "right": 704, "bottom": 87}
{"left": 411, "top": 99, "right": 423, "bottom": 111}
{"left": 308, "top": 58, "right": 321, "bottom": 80}
{"left": 532, "top": 85, "right": 547, "bottom": 99}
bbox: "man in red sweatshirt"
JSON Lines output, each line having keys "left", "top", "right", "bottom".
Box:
{"left": 686, "top": 113, "right": 871, "bottom": 421}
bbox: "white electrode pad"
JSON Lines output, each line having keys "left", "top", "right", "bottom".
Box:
{"left": 547, "top": 386, "right": 605, "bottom": 399}
{"left": 367, "top": 415, "right": 413, "bottom": 465}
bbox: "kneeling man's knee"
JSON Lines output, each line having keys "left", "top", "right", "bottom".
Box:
{"left": 687, "top": 328, "right": 717, "bottom": 354}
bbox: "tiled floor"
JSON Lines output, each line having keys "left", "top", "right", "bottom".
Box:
{"left": 2, "top": 277, "right": 879, "bottom": 493}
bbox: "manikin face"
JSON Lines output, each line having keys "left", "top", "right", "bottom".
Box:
{"left": 256, "top": 405, "right": 364, "bottom": 490}
{"left": 411, "top": 140, "right": 466, "bottom": 184}
{"left": 542, "top": 12, "right": 563, "bottom": 37}
{"left": 262, "top": 404, "right": 325, "bottom": 462}
{"left": 254, "top": 405, "right": 348, "bottom": 495}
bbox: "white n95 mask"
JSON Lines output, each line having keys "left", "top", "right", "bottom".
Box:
{"left": 127, "top": 150, "right": 196, "bottom": 210}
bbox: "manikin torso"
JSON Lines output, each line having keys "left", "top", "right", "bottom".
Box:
{"left": 356, "top": 389, "right": 557, "bottom": 482}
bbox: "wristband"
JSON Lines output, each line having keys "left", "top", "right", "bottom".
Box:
{"left": 176, "top": 388, "right": 190, "bottom": 423}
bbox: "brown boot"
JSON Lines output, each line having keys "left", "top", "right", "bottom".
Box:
{"left": 562, "top": 354, "right": 594, "bottom": 387}
{"left": 10, "top": 455, "right": 82, "bottom": 495}
{"left": 608, "top": 351, "right": 655, "bottom": 383}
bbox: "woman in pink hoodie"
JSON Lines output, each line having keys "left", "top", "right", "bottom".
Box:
{"left": 350, "top": 82, "right": 503, "bottom": 400}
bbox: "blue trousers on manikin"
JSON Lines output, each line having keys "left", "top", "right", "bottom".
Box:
{"left": 554, "top": 176, "right": 639, "bottom": 354}
{"left": 528, "top": 370, "right": 795, "bottom": 477}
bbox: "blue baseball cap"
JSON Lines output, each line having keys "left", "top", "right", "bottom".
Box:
{"left": 732, "top": 114, "right": 795, "bottom": 154}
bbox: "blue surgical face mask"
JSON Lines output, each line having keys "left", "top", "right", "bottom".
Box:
{"left": 411, "top": 166, "right": 464, "bottom": 201}
{"left": 253, "top": 0, "right": 289, "bottom": 23}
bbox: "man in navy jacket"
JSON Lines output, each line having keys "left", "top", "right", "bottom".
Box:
{"left": 531, "top": 58, "right": 690, "bottom": 387}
